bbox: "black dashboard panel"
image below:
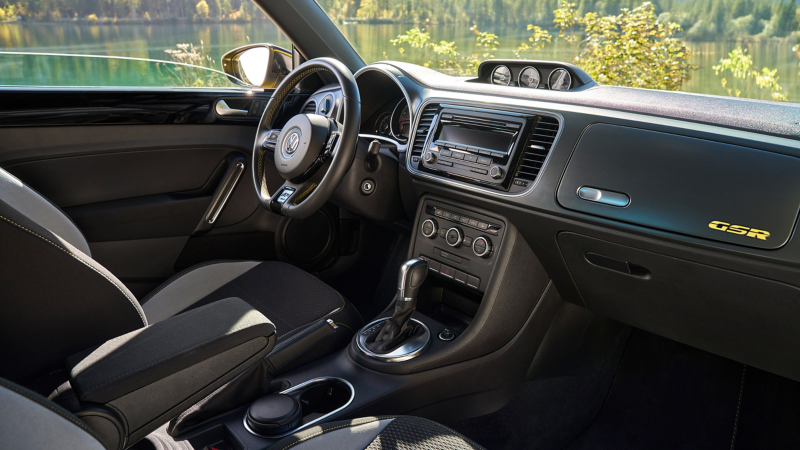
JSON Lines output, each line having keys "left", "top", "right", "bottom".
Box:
{"left": 557, "top": 124, "right": 800, "bottom": 249}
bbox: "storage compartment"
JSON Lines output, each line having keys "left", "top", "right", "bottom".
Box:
{"left": 557, "top": 124, "right": 800, "bottom": 249}
{"left": 557, "top": 232, "right": 800, "bottom": 381}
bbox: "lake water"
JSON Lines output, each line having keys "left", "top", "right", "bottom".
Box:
{"left": 1, "top": 22, "right": 798, "bottom": 102}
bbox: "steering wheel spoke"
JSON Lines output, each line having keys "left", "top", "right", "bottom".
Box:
{"left": 251, "top": 57, "right": 360, "bottom": 219}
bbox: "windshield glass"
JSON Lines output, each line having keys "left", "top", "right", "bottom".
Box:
{"left": 317, "top": 0, "right": 800, "bottom": 103}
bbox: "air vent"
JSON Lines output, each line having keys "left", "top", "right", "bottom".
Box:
{"left": 303, "top": 100, "right": 317, "bottom": 115}
{"left": 411, "top": 104, "right": 439, "bottom": 159}
{"left": 514, "top": 115, "right": 560, "bottom": 182}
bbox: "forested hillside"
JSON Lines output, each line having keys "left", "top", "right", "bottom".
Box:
{"left": 1, "top": 0, "right": 798, "bottom": 41}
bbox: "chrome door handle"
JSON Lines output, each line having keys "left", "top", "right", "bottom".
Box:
{"left": 215, "top": 99, "right": 249, "bottom": 116}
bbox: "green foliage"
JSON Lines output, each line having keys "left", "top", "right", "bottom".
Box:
{"left": 577, "top": 2, "right": 693, "bottom": 90}
{"left": 390, "top": 25, "right": 500, "bottom": 75}
{"left": 515, "top": 25, "right": 553, "bottom": 57}
{"left": 712, "top": 47, "right": 787, "bottom": 100}
{"left": 160, "top": 42, "right": 228, "bottom": 87}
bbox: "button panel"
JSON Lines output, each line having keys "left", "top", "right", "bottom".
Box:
{"left": 419, "top": 255, "right": 481, "bottom": 291}
{"left": 430, "top": 206, "right": 502, "bottom": 236}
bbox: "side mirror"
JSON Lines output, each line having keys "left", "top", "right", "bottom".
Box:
{"left": 222, "top": 44, "right": 292, "bottom": 89}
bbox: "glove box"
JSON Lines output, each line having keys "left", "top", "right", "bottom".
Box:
{"left": 556, "top": 124, "right": 800, "bottom": 249}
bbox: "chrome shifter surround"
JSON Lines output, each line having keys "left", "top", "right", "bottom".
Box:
{"left": 356, "top": 318, "right": 431, "bottom": 362}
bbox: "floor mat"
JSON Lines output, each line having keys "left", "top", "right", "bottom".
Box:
{"left": 456, "top": 326, "right": 800, "bottom": 450}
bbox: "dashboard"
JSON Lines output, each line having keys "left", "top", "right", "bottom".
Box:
{"left": 297, "top": 59, "right": 800, "bottom": 384}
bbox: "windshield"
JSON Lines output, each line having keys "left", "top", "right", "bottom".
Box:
{"left": 316, "top": 0, "right": 800, "bottom": 103}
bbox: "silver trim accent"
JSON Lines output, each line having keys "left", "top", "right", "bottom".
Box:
{"left": 243, "top": 377, "right": 355, "bottom": 439}
{"left": 205, "top": 161, "right": 245, "bottom": 224}
{"left": 445, "top": 227, "right": 463, "bottom": 247}
{"left": 406, "top": 98, "right": 564, "bottom": 198}
{"left": 490, "top": 65, "right": 512, "bottom": 86}
{"left": 421, "top": 219, "right": 438, "bottom": 238}
{"left": 356, "top": 318, "right": 431, "bottom": 362}
{"left": 354, "top": 65, "right": 414, "bottom": 151}
{"left": 327, "top": 318, "right": 339, "bottom": 329}
{"left": 359, "top": 134, "right": 407, "bottom": 152}
{"left": 548, "top": 68, "right": 573, "bottom": 91}
{"left": 472, "top": 236, "right": 492, "bottom": 257}
{"left": 390, "top": 98, "right": 410, "bottom": 143}
{"left": 518, "top": 66, "right": 541, "bottom": 88}
{"left": 215, "top": 99, "right": 249, "bottom": 116}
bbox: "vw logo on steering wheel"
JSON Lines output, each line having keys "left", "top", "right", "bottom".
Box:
{"left": 282, "top": 129, "right": 302, "bottom": 159}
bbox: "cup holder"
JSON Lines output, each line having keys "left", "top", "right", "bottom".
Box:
{"left": 243, "top": 377, "right": 354, "bottom": 439}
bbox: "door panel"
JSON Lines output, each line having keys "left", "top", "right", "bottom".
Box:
{"left": 0, "top": 88, "right": 289, "bottom": 298}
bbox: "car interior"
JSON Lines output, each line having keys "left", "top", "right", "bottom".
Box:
{"left": 2, "top": 0, "right": 800, "bottom": 449}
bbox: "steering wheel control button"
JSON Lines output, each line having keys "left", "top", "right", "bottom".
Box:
{"left": 578, "top": 186, "right": 631, "bottom": 207}
{"left": 466, "top": 275, "right": 481, "bottom": 289}
{"left": 445, "top": 227, "right": 464, "bottom": 247}
{"left": 360, "top": 179, "right": 376, "bottom": 196}
{"left": 276, "top": 188, "right": 295, "bottom": 205}
{"left": 439, "top": 329, "right": 455, "bottom": 341}
{"left": 421, "top": 219, "right": 439, "bottom": 238}
{"left": 473, "top": 236, "right": 492, "bottom": 258}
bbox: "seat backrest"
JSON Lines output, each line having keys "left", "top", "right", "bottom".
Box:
{"left": 0, "top": 167, "right": 147, "bottom": 383}
{"left": 0, "top": 377, "right": 108, "bottom": 450}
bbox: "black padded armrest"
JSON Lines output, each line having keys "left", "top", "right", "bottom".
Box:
{"left": 69, "top": 297, "right": 275, "bottom": 403}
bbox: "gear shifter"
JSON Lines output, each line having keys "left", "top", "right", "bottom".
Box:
{"left": 364, "top": 258, "right": 428, "bottom": 354}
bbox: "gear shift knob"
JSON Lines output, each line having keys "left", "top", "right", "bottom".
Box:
{"left": 398, "top": 258, "right": 428, "bottom": 301}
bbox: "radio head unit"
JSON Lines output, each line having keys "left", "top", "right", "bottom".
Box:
{"left": 419, "top": 106, "right": 531, "bottom": 191}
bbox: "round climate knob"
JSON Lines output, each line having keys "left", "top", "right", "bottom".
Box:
{"left": 423, "top": 151, "right": 437, "bottom": 164}
{"left": 445, "top": 227, "right": 464, "bottom": 247}
{"left": 473, "top": 236, "right": 493, "bottom": 258}
{"left": 421, "top": 219, "right": 438, "bottom": 238}
{"left": 489, "top": 166, "right": 504, "bottom": 180}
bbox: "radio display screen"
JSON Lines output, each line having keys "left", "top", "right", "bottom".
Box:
{"left": 438, "top": 124, "right": 515, "bottom": 153}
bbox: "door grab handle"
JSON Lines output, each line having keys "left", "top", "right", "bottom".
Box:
{"left": 205, "top": 160, "right": 245, "bottom": 225}
{"left": 215, "top": 99, "right": 249, "bottom": 116}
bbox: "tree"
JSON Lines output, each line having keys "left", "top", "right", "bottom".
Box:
{"left": 713, "top": 47, "right": 786, "bottom": 101}
{"left": 770, "top": 0, "right": 797, "bottom": 37}
{"left": 195, "top": 0, "right": 208, "bottom": 19}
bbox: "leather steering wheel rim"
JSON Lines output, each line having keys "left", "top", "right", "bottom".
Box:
{"left": 251, "top": 57, "right": 361, "bottom": 219}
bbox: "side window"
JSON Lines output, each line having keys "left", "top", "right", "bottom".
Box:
{"left": 0, "top": 2, "right": 291, "bottom": 88}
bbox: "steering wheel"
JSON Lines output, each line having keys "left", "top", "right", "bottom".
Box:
{"left": 251, "top": 58, "right": 361, "bottom": 219}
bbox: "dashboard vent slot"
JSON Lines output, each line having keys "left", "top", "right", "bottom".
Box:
{"left": 515, "top": 116, "right": 560, "bottom": 182}
{"left": 411, "top": 104, "right": 439, "bottom": 158}
{"left": 303, "top": 100, "right": 317, "bottom": 115}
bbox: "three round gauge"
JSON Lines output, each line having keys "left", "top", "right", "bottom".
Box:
{"left": 490, "top": 65, "right": 572, "bottom": 91}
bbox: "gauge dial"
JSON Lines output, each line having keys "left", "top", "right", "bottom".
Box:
{"left": 491, "top": 65, "right": 512, "bottom": 86}
{"left": 376, "top": 113, "right": 391, "bottom": 136}
{"left": 390, "top": 99, "right": 410, "bottom": 142}
{"left": 548, "top": 68, "right": 572, "bottom": 91}
{"left": 518, "top": 66, "right": 541, "bottom": 88}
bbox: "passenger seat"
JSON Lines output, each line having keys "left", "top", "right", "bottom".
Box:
{"left": 0, "top": 377, "right": 485, "bottom": 450}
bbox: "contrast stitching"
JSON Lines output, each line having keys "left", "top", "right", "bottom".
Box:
{"left": 279, "top": 416, "right": 398, "bottom": 450}
{"left": 0, "top": 215, "right": 146, "bottom": 327}
{"left": 258, "top": 67, "right": 332, "bottom": 196}
{"left": 1, "top": 381, "right": 104, "bottom": 444}
{"left": 730, "top": 364, "right": 747, "bottom": 450}
{"left": 82, "top": 322, "right": 265, "bottom": 394}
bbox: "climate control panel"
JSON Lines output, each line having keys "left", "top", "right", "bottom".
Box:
{"left": 413, "top": 198, "right": 506, "bottom": 293}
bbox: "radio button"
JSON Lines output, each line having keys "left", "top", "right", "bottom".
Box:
{"left": 423, "top": 151, "right": 437, "bottom": 164}
{"left": 489, "top": 166, "right": 504, "bottom": 179}
{"left": 464, "top": 154, "right": 478, "bottom": 163}
{"left": 440, "top": 149, "right": 452, "bottom": 157}
{"left": 470, "top": 168, "right": 488, "bottom": 175}
{"left": 478, "top": 149, "right": 492, "bottom": 156}
{"left": 451, "top": 152, "right": 464, "bottom": 160}
{"left": 445, "top": 227, "right": 464, "bottom": 247}
{"left": 439, "top": 161, "right": 453, "bottom": 167}
{"left": 460, "top": 216, "right": 469, "bottom": 225}
{"left": 477, "top": 156, "right": 492, "bottom": 165}
{"left": 468, "top": 218, "right": 479, "bottom": 227}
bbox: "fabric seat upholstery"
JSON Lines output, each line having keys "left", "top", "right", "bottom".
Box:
{"left": 270, "top": 416, "right": 486, "bottom": 450}
{"left": 0, "top": 166, "right": 361, "bottom": 383}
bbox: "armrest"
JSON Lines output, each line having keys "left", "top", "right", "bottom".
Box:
{"left": 68, "top": 297, "right": 275, "bottom": 445}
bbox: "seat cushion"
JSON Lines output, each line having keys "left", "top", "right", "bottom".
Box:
{"left": 269, "top": 416, "right": 486, "bottom": 450}
{"left": 141, "top": 260, "right": 362, "bottom": 373}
